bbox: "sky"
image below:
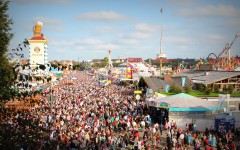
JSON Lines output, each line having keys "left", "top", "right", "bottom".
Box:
{"left": 8, "top": 0, "right": 240, "bottom": 61}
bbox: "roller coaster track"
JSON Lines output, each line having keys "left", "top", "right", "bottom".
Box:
{"left": 207, "top": 33, "right": 240, "bottom": 70}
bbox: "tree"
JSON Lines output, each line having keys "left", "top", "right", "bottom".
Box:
{"left": 197, "top": 83, "right": 205, "bottom": 92}
{"left": 39, "top": 64, "right": 46, "bottom": 70}
{"left": 169, "top": 84, "right": 182, "bottom": 94}
{"left": 183, "top": 84, "right": 192, "bottom": 93}
{"left": 228, "top": 84, "right": 234, "bottom": 94}
{"left": 104, "top": 57, "right": 109, "bottom": 63}
{"left": 213, "top": 84, "right": 220, "bottom": 93}
{"left": 0, "top": 1, "right": 15, "bottom": 101}
{"left": 138, "top": 77, "right": 147, "bottom": 89}
{"left": 223, "top": 84, "right": 234, "bottom": 94}
{"left": 204, "top": 85, "right": 212, "bottom": 95}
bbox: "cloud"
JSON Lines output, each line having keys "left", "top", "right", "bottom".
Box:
{"left": 205, "top": 34, "right": 225, "bottom": 41}
{"left": 33, "top": 17, "right": 63, "bottom": 31}
{"left": 49, "top": 37, "right": 104, "bottom": 47}
{"left": 75, "top": 11, "right": 129, "bottom": 21}
{"left": 12, "top": 0, "right": 71, "bottom": 4}
{"left": 178, "top": 4, "right": 240, "bottom": 17}
{"left": 130, "top": 31, "right": 152, "bottom": 39}
{"left": 226, "top": 18, "right": 240, "bottom": 29}
{"left": 96, "top": 44, "right": 120, "bottom": 50}
{"left": 135, "top": 23, "right": 158, "bottom": 32}
{"left": 94, "top": 26, "right": 123, "bottom": 34}
{"left": 118, "top": 38, "right": 139, "bottom": 45}
{"left": 81, "top": 38, "right": 104, "bottom": 45}
{"left": 165, "top": 36, "right": 192, "bottom": 44}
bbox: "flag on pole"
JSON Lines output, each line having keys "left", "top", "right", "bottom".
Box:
{"left": 218, "top": 94, "right": 227, "bottom": 110}
{"left": 160, "top": 8, "right": 163, "bottom": 13}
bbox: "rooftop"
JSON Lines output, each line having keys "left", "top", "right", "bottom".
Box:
{"left": 172, "top": 70, "right": 240, "bottom": 84}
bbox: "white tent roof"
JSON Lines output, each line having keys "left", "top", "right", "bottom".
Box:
{"left": 152, "top": 93, "right": 218, "bottom": 111}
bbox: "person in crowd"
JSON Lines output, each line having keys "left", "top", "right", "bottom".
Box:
{"left": 1, "top": 70, "right": 239, "bottom": 150}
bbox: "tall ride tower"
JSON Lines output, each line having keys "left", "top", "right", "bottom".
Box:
{"left": 159, "top": 8, "right": 166, "bottom": 76}
{"left": 108, "top": 49, "right": 113, "bottom": 69}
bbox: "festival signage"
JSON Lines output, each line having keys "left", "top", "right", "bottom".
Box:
{"left": 126, "top": 66, "right": 132, "bottom": 79}
{"left": 159, "top": 102, "right": 169, "bottom": 108}
{"left": 135, "top": 94, "right": 141, "bottom": 100}
{"left": 134, "top": 90, "right": 142, "bottom": 94}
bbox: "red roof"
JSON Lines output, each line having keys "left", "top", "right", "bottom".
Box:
{"left": 29, "top": 36, "right": 46, "bottom": 40}
{"left": 127, "top": 58, "right": 142, "bottom": 62}
{"left": 154, "top": 58, "right": 169, "bottom": 63}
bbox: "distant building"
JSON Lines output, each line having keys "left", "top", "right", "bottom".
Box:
{"left": 153, "top": 58, "right": 169, "bottom": 63}
{"left": 112, "top": 58, "right": 125, "bottom": 63}
{"left": 91, "top": 59, "right": 104, "bottom": 63}
{"left": 143, "top": 75, "right": 192, "bottom": 92}
{"left": 127, "top": 57, "right": 142, "bottom": 63}
{"left": 172, "top": 70, "right": 240, "bottom": 91}
{"left": 28, "top": 21, "right": 48, "bottom": 66}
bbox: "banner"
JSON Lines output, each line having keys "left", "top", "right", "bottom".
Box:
{"left": 181, "top": 77, "right": 186, "bottom": 87}
{"left": 126, "top": 66, "right": 132, "bottom": 79}
{"left": 218, "top": 94, "right": 230, "bottom": 111}
{"left": 165, "top": 84, "right": 169, "bottom": 93}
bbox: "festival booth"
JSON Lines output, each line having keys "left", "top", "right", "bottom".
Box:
{"left": 145, "top": 93, "right": 166, "bottom": 107}
{"left": 215, "top": 115, "right": 235, "bottom": 133}
{"left": 148, "top": 93, "right": 219, "bottom": 131}
{"left": 5, "top": 93, "right": 41, "bottom": 110}
{"left": 145, "top": 93, "right": 167, "bottom": 123}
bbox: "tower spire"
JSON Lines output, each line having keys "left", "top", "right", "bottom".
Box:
{"left": 159, "top": 8, "right": 166, "bottom": 76}
{"left": 108, "top": 49, "right": 113, "bottom": 69}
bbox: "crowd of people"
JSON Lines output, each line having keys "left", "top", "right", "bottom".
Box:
{"left": 0, "top": 70, "right": 240, "bottom": 150}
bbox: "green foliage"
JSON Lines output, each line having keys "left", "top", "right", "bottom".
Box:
{"left": 196, "top": 83, "right": 205, "bottom": 92}
{"left": 138, "top": 77, "right": 147, "bottom": 88}
{"left": 204, "top": 86, "right": 212, "bottom": 95}
{"left": 92, "top": 61, "right": 108, "bottom": 67}
{"left": 104, "top": 57, "right": 109, "bottom": 63}
{"left": 169, "top": 83, "right": 182, "bottom": 94}
{"left": 0, "top": 1, "right": 14, "bottom": 101}
{"left": 0, "top": 1, "right": 13, "bottom": 54}
{"left": 50, "top": 63, "right": 58, "bottom": 68}
{"left": 222, "top": 84, "right": 234, "bottom": 94}
{"left": 213, "top": 84, "right": 220, "bottom": 93}
{"left": 79, "top": 62, "right": 86, "bottom": 70}
{"left": 183, "top": 84, "right": 192, "bottom": 93}
{"left": 113, "top": 62, "right": 122, "bottom": 67}
{"left": 228, "top": 84, "right": 234, "bottom": 94}
{"left": 39, "top": 64, "right": 46, "bottom": 70}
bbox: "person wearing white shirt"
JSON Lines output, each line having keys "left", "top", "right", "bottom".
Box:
{"left": 138, "top": 139, "right": 142, "bottom": 150}
{"left": 172, "top": 136, "right": 177, "bottom": 147}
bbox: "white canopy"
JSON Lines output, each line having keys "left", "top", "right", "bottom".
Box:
{"left": 152, "top": 93, "right": 218, "bottom": 111}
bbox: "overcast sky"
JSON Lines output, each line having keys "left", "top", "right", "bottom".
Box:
{"left": 8, "top": 0, "right": 240, "bottom": 61}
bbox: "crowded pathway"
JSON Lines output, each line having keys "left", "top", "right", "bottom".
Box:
{"left": 0, "top": 71, "right": 240, "bottom": 150}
